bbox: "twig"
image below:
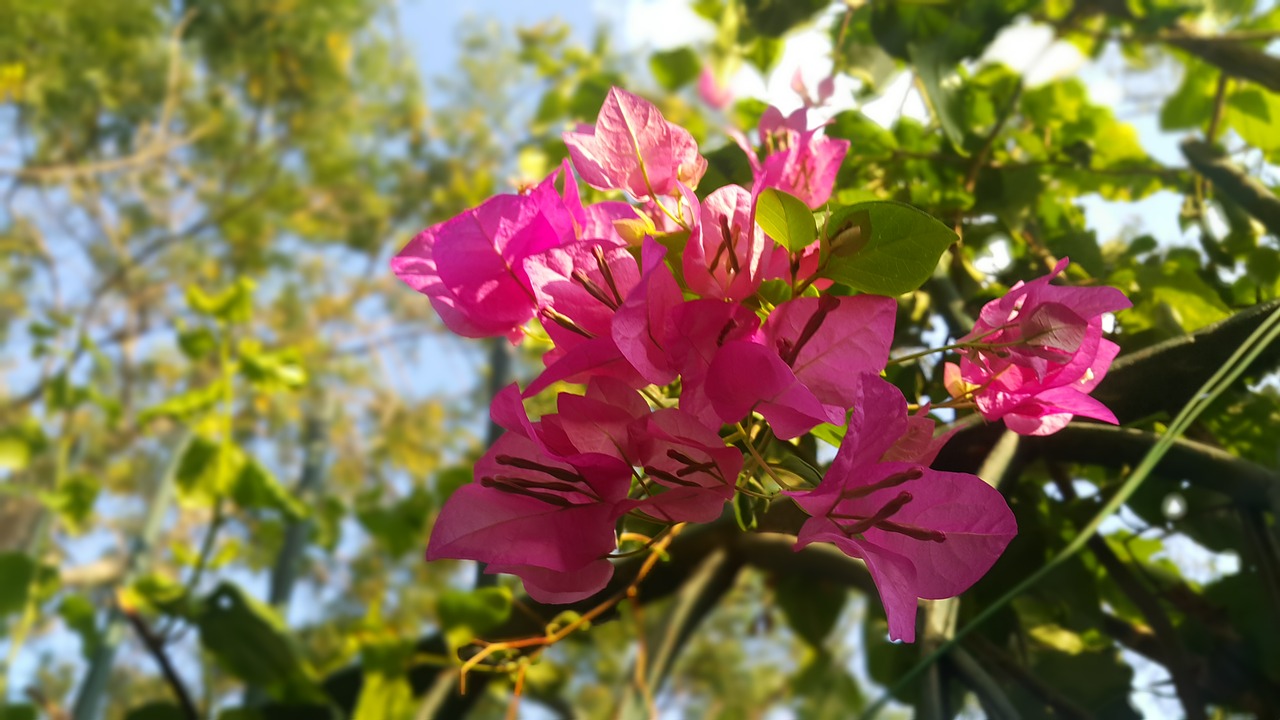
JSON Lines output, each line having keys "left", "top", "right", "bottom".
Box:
{"left": 123, "top": 610, "right": 199, "bottom": 720}
{"left": 965, "top": 635, "right": 1091, "bottom": 720}
{"left": 1182, "top": 138, "right": 1280, "bottom": 238}
{"left": 1049, "top": 468, "right": 1206, "bottom": 720}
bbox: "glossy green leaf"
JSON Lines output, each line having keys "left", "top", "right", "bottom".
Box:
{"left": 819, "top": 201, "right": 957, "bottom": 295}
{"left": 755, "top": 188, "right": 817, "bottom": 251}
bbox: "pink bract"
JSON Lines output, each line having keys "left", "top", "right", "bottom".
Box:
{"left": 704, "top": 294, "right": 897, "bottom": 439}
{"left": 564, "top": 87, "right": 708, "bottom": 200}
{"left": 948, "top": 258, "right": 1131, "bottom": 436}
{"left": 682, "top": 184, "right": 772, "bottom": 302}
{"left": 789, "top": 376, "right": 1017, "bottom": 643}
{"left": 698, "top": 65, "right": 733, "bottom": 110}
{"left": 426, "top": 384, "right": 634, "bottom": 603}
{"left": 740, "top": 106, "right": 849, "bottom": 210}
{"left": 391, "top": 166, "right": 579, "bottom": 342}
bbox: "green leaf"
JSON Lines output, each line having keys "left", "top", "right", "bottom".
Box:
{"left": 177, "top": 325, "right": 218, "bottom": 360}
{"left": 139, "top": 379, "right": 228, "bottom": 423}
{"left": 431, "top": 466, "right": 472, "bottom": 505}
{"left": 42, "top": 472, "right": 100, "bottom": 533}
{"left": 793, "top": 650, "right": 865, "bottom": 717}
{"left": 198, "top": 582, "right": 325, "bottom": 703}
{"left": 124, "top": 573, "right": 189, "bottom": 616}
{"left": 700, "top": 144, "right": 756, "bottom": 199}
{"left": 1160, "top": 59, "right": 1217, "bottom": 131}
{"left": 819, "top": 201, "right": 957, "bottom": 295}
{"left": 775, "top": 574, "right": 846, "bottom": 647}
{"left": 233, "top": 457, "right": 308, "bottom": 520}
{"left": 437, "top": 586, "right": 512, "bottom": 650}
{"left": 352, "top": 673, "right": 415, "bottom": 720}
{"left": 0, "top": 552, "right": 36, "bottom": 616}
{"left": 186, "top": 278, "right": 256, "bottom": 324}
{"left": 755, "top": 188, "right": 817, "bottom": 252}
{"left": 1225, "top": 86, "right": 1280, "bottom": 151}
{"left": 827, "top": 110, "right": 898, "bottom": 160}
{"left": 0, "top": 420, "right": 46, "bottom": 471}
{"left": 59, "top": 594, "right": 103, "bottom": 660}
{"left": 239, "top": 339, "right": 307, "bottom": 391}
{"left": 124, "top": 702, "right": 188, "bottom": 720}
{"left": 0, "top": 705, "right": 37, "bottom": 720}
{"left": 651, "top": 230, "right": 691, "bottom": 287}
{"left": 649, "top": 47, "right": 700, "bottom": 91}
{"left": 742, "top": 35, "right": 785, "bottom": 72}
{"left": 741, "top": 0, "right": 828, "bottom": 37}
{"left": 355, "top": 486, "right": 433, "bottom": 558}
{"left": 810, "top": 422, "right": 846, "bottom": 448}
{"left": 730, "top": 98, "right": 771, "bottom": 133}
{"left": 909, "top": 43, "right": 968, "bottom": 156}
{"left": 175, "top": 437, "right": 243, "bottom": 506}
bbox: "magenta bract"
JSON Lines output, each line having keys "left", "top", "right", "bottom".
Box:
{"left": 789, "top": 376, "right": 1017, "bottom": 642}
{"left": 563, "top": 87, "right": 708, "bottom": 200}
{"left": 947, "top": 258, "right": 1131, "bottom": 436}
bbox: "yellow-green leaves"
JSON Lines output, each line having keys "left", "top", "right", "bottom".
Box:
{"left": 755, "top": 188, "right": 816, "bottom": 252}
{"left": 0, "top": 421, "right": 45, "bottom": 471}
{"left": 175, "top": 437, "right": 307, "bottom": 519}
{"left": 186, "top": 278, "right": 256, "bottom": 324}
{"left": 1225, "top": 87, "right": 1280, "bottom": 152}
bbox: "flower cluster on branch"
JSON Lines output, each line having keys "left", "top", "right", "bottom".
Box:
{"left": 392, "top": 86, "right": 1129, "bottom": 642}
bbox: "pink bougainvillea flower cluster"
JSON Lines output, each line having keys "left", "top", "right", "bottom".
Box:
{"left": 393, "top": 85, "right": 1128, "bottom": 640}
{"left": 944, "top": 258, "right": 1132, "bottom": 436}
{"left": 733, "top": 105, "right": 850, "bottom": 210}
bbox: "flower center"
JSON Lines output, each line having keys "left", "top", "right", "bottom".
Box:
{"left": 828, "top": 472, "right": 947, "bottom": 544}
{"left": 777, "top": 294, "right": 840, "bottom": 366}
{"left": 644, "top": 448, "right": 725, "bottom": 488}
{"left": 479, "top": 454, "right": 602, "bottom": 505}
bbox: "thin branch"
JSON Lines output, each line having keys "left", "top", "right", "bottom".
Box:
{"left": 1050, "top": 469, "right": 1206, "bottom": 720}
{"left": 123, "top": 610, "right": 199, "bottom": 720}
{"left": 1182, "top": 138, "right": 1280, "bottom": 238}
{"left": 947, "top": 645, "right": 1020, "bottom": 720}
{"left": 965, "top": 635, "right": 1092, "bottom": 720}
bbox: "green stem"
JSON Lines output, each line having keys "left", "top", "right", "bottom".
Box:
{"left": 735, "top": 422, "right": 799, "bottom": 491}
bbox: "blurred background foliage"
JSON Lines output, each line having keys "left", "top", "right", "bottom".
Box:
{"left": 1, "top": 0, "right": 1279, "bottom": 718}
